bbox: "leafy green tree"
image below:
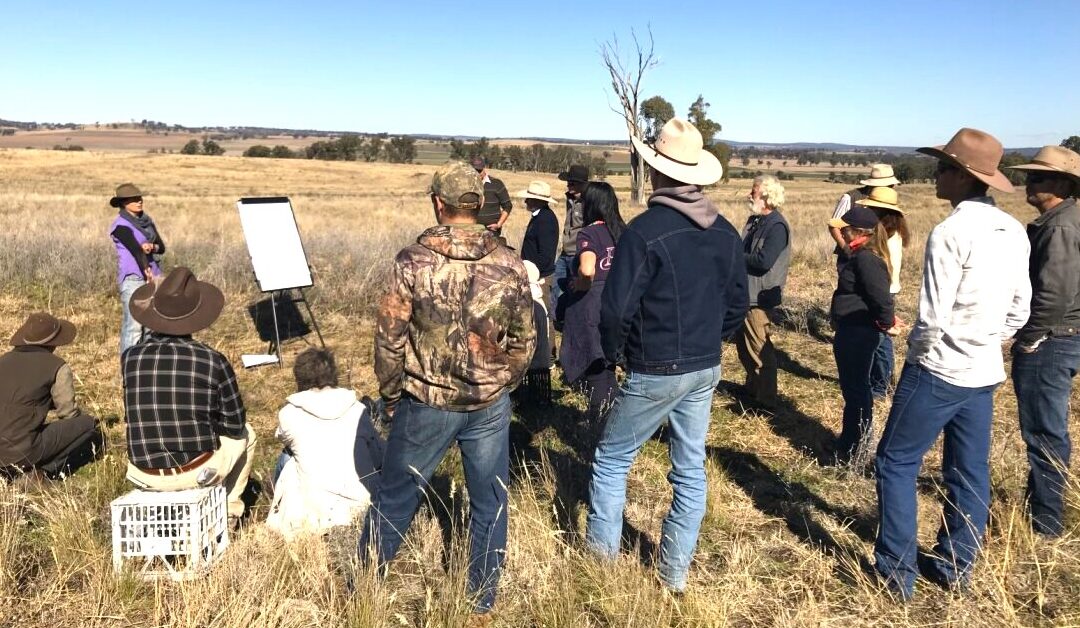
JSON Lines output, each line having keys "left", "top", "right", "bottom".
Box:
{"left": 271, "top": 145, "right": 295, "bottom": 159}
{"left": 385, "top": 136, "right": 416, "bottom": 163}
{"left": 201, "top": 138, "right": 225, "bottom": 156}
{"left": 180, "top": 139, "right": 201, "bottom": 155}
{"left": 1062, "top": 136, "right": 1080, "bottom": 153}
{"left": 363, "top": 134, "right": 386, "bottom": 162}
{"left": 687, "top": 95, "right": 729, "bottom": 181}
{"left": 687, "top": 95, "right": 721, "bottom": 144}
{"left": 243, "top": 145, "right": 273, "bottom": 158}
{"left": 640, "top": 96, "right": 674, "bottom": 143}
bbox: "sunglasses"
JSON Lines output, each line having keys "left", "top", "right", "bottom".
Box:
{"left": 1025, "top": 173, "right": 1053, "bottom": 185}
{"left": 124, "top": 196, "right": 144, "bottom": 203}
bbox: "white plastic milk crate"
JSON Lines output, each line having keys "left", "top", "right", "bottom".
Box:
{"left": 110, "top": 485, "right": 230, "bottom": 581}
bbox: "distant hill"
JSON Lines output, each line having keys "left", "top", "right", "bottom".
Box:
{"left": 0, "top": 118, "right": 1040, "bottom": 155}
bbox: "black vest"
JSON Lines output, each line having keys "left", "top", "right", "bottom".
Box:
{"left": 0, "top": 347, "right": 64, "bottom": 462}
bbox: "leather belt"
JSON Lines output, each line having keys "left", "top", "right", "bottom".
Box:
{"left": 136, "top": 450, "right": 213, "bottom": 476}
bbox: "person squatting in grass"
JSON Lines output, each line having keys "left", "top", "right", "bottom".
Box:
{"left": 0, "top": 313, "right": 105, "bottom": 480}
{"left": 827, "top": 202, "right": 897, "bottom": 464}
{"left": 587, "top": 118, "right": 748, "bottom": 593}
{"left": 108, "top": 183, "right": 165, "bottom": 356}
{"left": 736, "top": 174, "right": 792, "bottom": 407}
{"left": 266, "top": 347, "right": 384, "bottom": 540}
{"left": 360, "top": 160, "right": 535, "bottom": 619}
{"left": 559, "top": 181, "right": 627, "bottom": 426}
{"left": 1005, "top": 145, "right": 1080, "bottom": 537}
{"left": 874, "top": 128, "right": 1031, "bottom": 601}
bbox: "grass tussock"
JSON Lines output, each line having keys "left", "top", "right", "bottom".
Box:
{"left": 0, "top": 149, "right": 1074, "bottom": 627}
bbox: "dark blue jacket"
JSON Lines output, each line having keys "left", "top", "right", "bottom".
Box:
{"left": 600, "top": 197, "right": 749, "bottom": 375}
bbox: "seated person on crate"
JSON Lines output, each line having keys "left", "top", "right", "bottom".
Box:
{"left": 0, "top": 313, "right": 105, "bottom": 480}
{"left": 266, "top": 348, "right": 384, "bottom": 539}
{"left": 121, "top": 267, "right": 257, "bottom": 526}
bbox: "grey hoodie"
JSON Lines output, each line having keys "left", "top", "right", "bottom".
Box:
{"left": 648, "top": 185, "right": 719, "bottom": 229}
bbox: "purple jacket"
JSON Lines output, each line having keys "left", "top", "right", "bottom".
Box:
{"left": 109, "top": 215, "right": 162, "bottom": 285}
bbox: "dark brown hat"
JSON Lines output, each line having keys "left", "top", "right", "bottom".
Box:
{"left": 916, "top": 128, "right": 1014, "bottom": 193}
{"left": 557, "top": 164, "right": 590, "bottom": 183}
{"left": 130, "top": 267, "right": 225, "bottom": 335}
{"left": 10, "top": 312, "right": 76, "bottom": 347}
{"left": 469, "top": 156, "right": 487, "bottom": 171}
{"left": 109, "top": 183, "right": 144, "bottom": 208}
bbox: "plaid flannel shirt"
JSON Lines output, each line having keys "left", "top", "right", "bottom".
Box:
{"left": 122, "top": 333, "right": 247, "bottom": 469}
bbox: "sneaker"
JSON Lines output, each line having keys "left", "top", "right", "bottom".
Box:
{"left": 465, "top": 610, "right": 496, "bottom": 628}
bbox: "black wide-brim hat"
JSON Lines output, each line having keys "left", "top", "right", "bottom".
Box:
{"left": 557, "top": 164, "right": 590, "bottom": 183}
{"left": 131, "top": 267, "right": 225, "bottom": 336}
{"left": 109, "top": 182, "right": 144, "bottom": 208}
{"left": 10, "top": 312, "right": 77, "bottom": 347}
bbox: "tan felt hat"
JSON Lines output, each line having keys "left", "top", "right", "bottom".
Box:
{"left": 917, "top": 128, "right": 1014, "bottom": 193}
{"left": 517, "top": 180, "right": 559, "bottom": 205}
{"left": 860, "top": 164, "right": 899, "bottom": 187}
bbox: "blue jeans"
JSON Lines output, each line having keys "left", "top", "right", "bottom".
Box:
{"left": 871, "top": 332, "right": 895, "bottom": 399}
{"left": 874, "top": 363, "right": 997, "bottom": 598}
{"left": 551, "top": 254, "right": 574, "bottom": 324}
{"left": 832, "top": 323, "right": 880, "bottom": 462}
{"left": 119, "top": 276, "right": 146, "bottom": 356}
{"left": 359, "top": 394, "right": 510, "bottom": 612}
{"left": 1013, "top": 335, "right": 1080, "bottom": 535}
{"left": 586, "top": 365, "right": 722, "bottom": 591}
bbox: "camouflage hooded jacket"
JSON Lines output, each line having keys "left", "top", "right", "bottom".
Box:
{"left": 375, "top": 224, "right": 537, "bottom": 411}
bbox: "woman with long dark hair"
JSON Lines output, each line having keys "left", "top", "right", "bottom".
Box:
{"left": 559, "top": 181, "right": 627, "bottom": 424}
{"left": 827, "top": 205, "right": 897, "bottom": 464}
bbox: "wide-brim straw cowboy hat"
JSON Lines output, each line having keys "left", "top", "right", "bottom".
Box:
{"left": 854, "top": 186, "right": 905, "bottom": 214}
{"left": 916, "top": 128, "right": 1014, "bottom": 193}
{"left": 1005, "top": 145, "right": 1080, "bottom": 185}
{"left": 109, "top": 183, "right": 144, "bottom": 208}
{"left": 860, "top": 164, "right": 900, "bottom": 187}
{"left": 9, "top": 312, "right": 76, "bottom": 347}
{"left": 631, "top": 118, "right": 724, "bottom": 186}
{"left": 517, "top": 180, "right": 560, "bottom": 205}
{"left": 130, "top": 267, "right": 225, "bottom": 336}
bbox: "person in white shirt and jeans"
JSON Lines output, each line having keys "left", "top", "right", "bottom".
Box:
{"left": 873, "top": 128, "right": 1031, "bottom": 601}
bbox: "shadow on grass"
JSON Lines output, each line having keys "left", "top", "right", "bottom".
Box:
{"left": 707, "top": 445, "right": 878, "bottom": 583}
{"left": 774, "top": 303, "right": 834, "bottom": 344}
{"left": 717, "top": 383, "right": 838, "bottom": 465}
{"left": 510, "top": 387, "right": 659, "bottom": 566}
{"left": 776, "top": 348, "right": 838, "bottom": 383}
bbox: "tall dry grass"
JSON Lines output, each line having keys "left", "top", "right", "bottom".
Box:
{"left": 0, "top": 148, "right": 1074, "bottom": 627}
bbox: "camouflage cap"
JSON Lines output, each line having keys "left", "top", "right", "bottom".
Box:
{"left": 430, "top": 161, "right": 485, "bottom": 210}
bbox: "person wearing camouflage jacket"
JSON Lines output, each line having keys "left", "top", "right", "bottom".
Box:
{"left": 361, "top": 161, "right": 535, "bottom": 618}
{"left": 374, "top": 223, "right": 536, "bottom": 411}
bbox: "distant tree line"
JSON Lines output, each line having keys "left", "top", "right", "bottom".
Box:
{"left": 449, "top": 137, "right": 608, "bottom": 177}
{"left": 241, "top": 133, "right": 417, "bottom": 163}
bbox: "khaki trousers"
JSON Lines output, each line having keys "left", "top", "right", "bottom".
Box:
{"left": 736, "top": 307, "right": 778, "bottom": 403}
{"left": 126, "top": 425, "right": 257, "bottom": 518}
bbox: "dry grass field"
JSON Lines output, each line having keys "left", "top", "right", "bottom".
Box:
{"left": 1, "top": 148, "right": 1078, "bottom": 628}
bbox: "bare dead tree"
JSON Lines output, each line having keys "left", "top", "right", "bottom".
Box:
{"left": 600, "top": 28, "right": 657, "bottom": 205}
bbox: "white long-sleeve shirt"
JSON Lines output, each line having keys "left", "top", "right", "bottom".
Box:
{"left": 906, "top": 197, "right": 1031, "bottom": 388}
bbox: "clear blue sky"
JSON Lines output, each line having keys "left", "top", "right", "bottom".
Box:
{"left": 3, "top": 0, "right": 1077, "bottom": 147}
